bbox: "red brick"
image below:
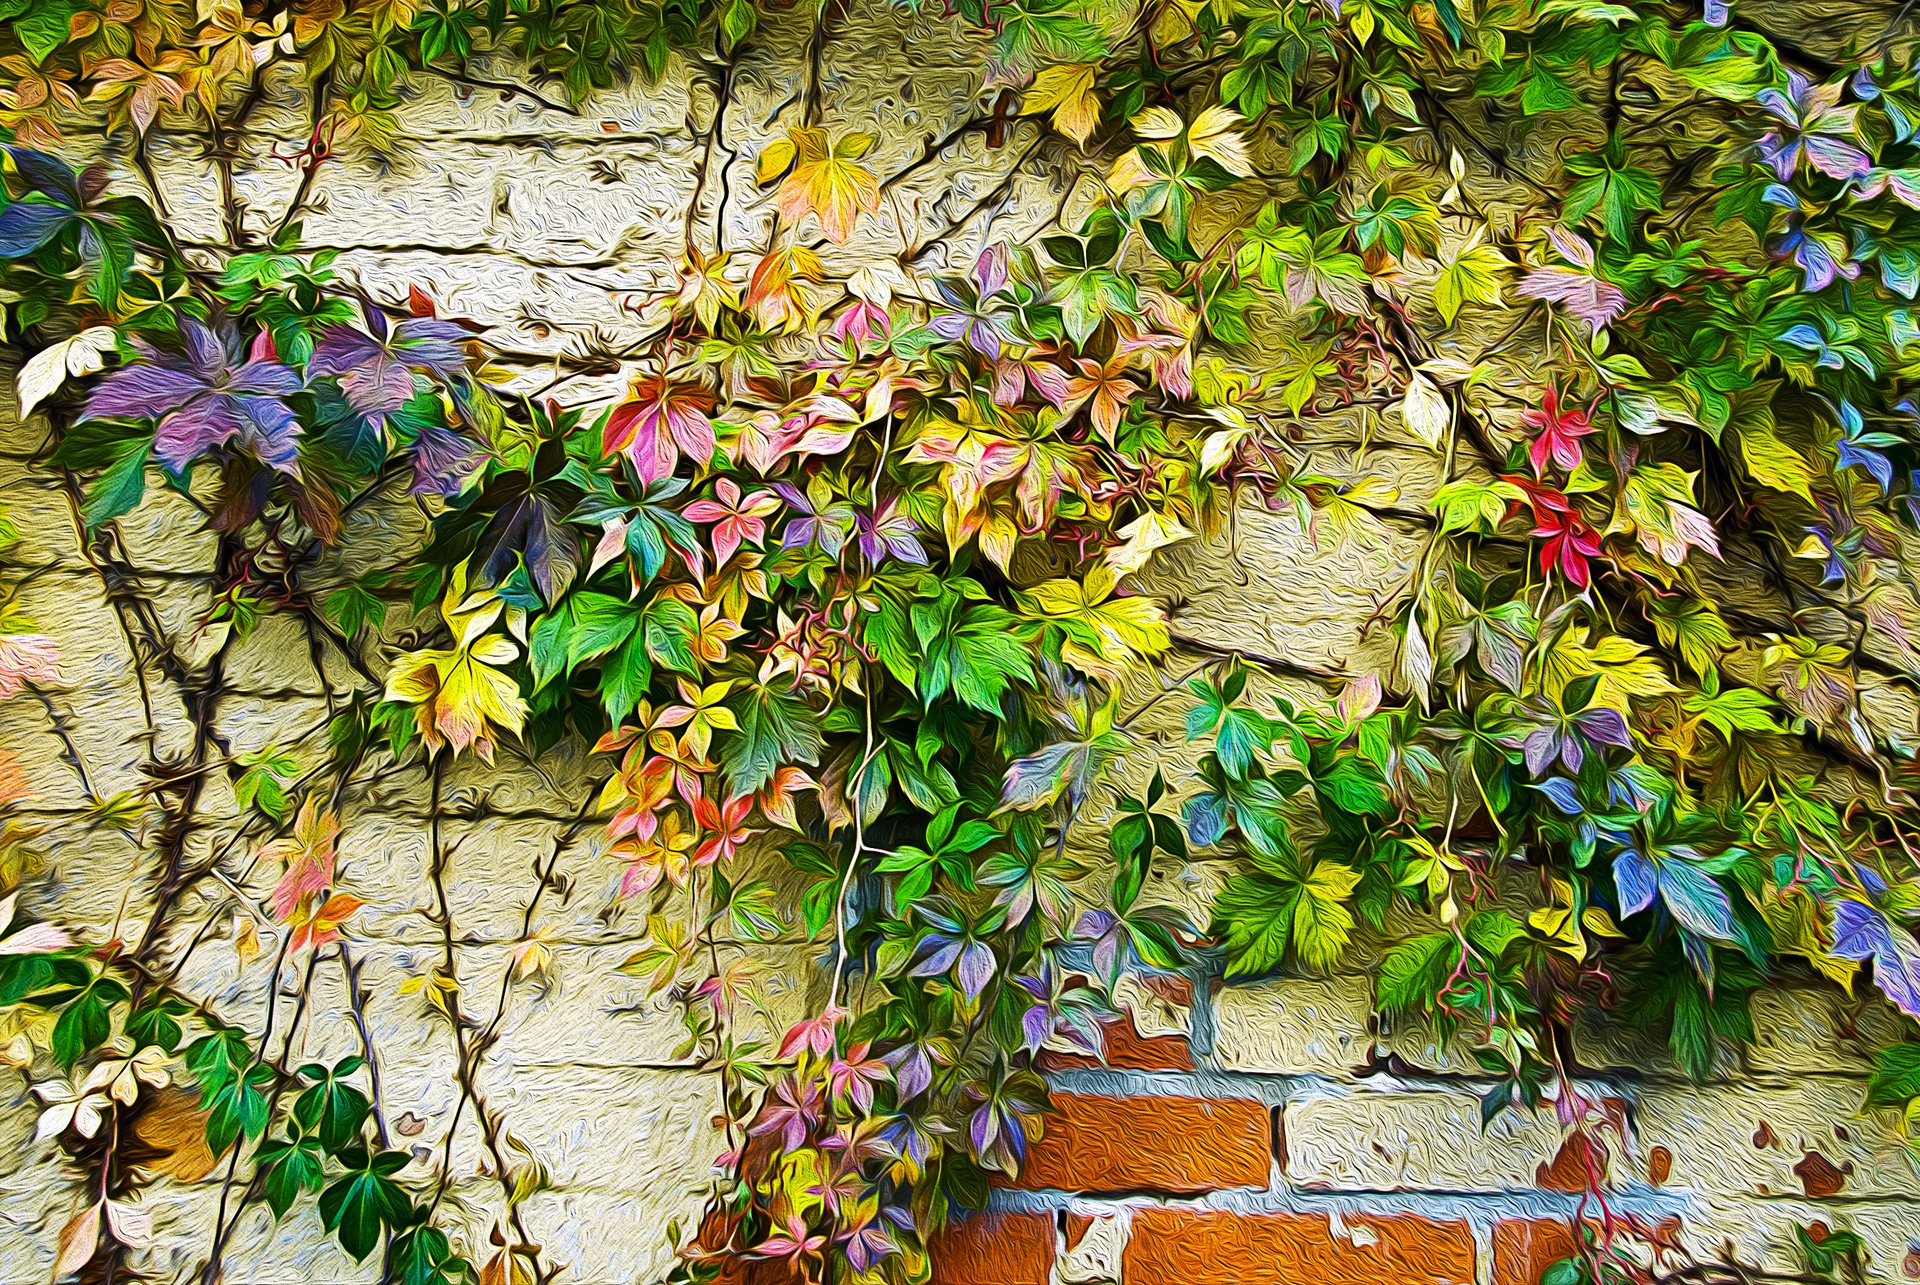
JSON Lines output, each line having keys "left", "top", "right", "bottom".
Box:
{"left": 930, "top": 1212, "right": 1055, "bottom": 1285}
{"left": 1037, "top": 1015, "right": 1194, "bottom": 1072}
{"left": 1492, "top": 1220, "right": 1581, "bottom": 1285}
{"left": 1123, "top": 1210, "right": 1476, "bottom": 1285}
{"left": 1012, "top": 1094, "right": 1271, "bottom": 1193}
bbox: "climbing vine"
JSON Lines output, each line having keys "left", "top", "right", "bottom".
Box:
{"left": 4, "top": 0, "right": 1920, "bottom": 1283}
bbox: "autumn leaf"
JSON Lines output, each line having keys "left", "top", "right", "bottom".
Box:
{"left": 55, "top": 1201, "right": 101, "bottom": 1278}
{"left": 1612, "top": 462, "right": 1720, "bottom": 567}
{"left": 287, "top": 891, "right": 363, "bottom": 952}
{"left": 1024, "top": 63, "right": 1100, "bottom": 147}
{"left": 761, "top": 127, "right": 881, "bottom": 243}
{"left": 604, "top": 374, "right": 717, "bottom": 485}
{"left": 0, "top": 626, "right": 59, "bottom": 699}
{"left": 1016, "top": 564, "right": 1170, "bottom": 680}
{"left": 260, "top": 795, "right": 339, "bottom": 923}
{"left": 385, "top": 634, "right": 529, "bottom": 763}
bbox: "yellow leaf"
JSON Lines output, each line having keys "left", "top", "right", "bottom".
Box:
{"left": 231, "top": 912, "right": 260, "bottom": 966}
{"left": 1731, "top": 383, "right": 1817, "bottom": 503}
{"left": 1024, "top": 63, "right": 1100, "bottom": 147}
{"left": 1187, "top": 104, "right": 1254, "bottom": 177}
{"left": 754, "top": 136, "right": 796, "bottom": 184}
{"left": 1105, "top": 509, "right": 1194, "bottom": 577}
{"left": 775, "top": 127, "right": 880, "bottom": 243}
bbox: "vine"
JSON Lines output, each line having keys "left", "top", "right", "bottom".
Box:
{"left": 1, "top": 1, "right": 1920, "bottom": 1284}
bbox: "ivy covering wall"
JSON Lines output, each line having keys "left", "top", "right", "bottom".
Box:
{"left": 0, "top": 0, "right": 1917, "bottom": 1283}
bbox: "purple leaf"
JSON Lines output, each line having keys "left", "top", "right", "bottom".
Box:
{"left": 310, "top": 316, "right": 468, "bottom": 425}
{"left": 956, "top": 941, "right": 996, "bottom": 1000}
{"left": 1614, "top": 848, "right": 1657, "bottom": 916}
{"left": 1831, "top": 898, "right": 1920, "bottom": 1018}
{"left": 409, "top": 423, "right": 485, "bottom": 497}
{"left": 83, "top": 317, "right": 303, "bottom": 474}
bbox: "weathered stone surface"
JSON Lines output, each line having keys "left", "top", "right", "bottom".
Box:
{"left": 1282, "top": 1090, "right": 1569, "bottom": 1192}
{"left": 1635, "top": 1083, "right": 1915, "bottom": 1200}
{"left": 0, "top": 10, "right": 1906, "bottom": 1282}
{"left": 1212, "top": 976, "right": 1374, "bottom": 1076}
{"left": 1744, "top": 987, "right": 1908, "bottom": 1076}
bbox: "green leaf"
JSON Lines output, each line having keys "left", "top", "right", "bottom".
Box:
{"left": 293, "top": 1061, "right": 372, "bottom": 1152}
{"left": 51, "top": 977, "right": 124, "bottom": 1068}
{"left": 205, "top": 1063, "right": 276, "bottom": 1154}
{"left": 1866, "top": 1043, "right": 1920, "bottom": 1109}
{"left": 258, "top": 1136, "right": 326, "bottom": 1217}
{"left": 318, "top": 1150, "right": 413, "bottom": 1261}
{"left": 1378, "top": 931, "right": 1453, "bottom": 1012}
{"left": 1730, "top": 385, "right": 1817, "bottom": 503}
{"left": 1433, "top": 239, "right": 1509, "bottom": 324}
{"left": 641, "top": 594, "right": 699, "bottom": 676}
{"left": 14, "top": 0, "right": 76, "bottom": 62}
{"left": 82, "top": 440, "right": 151, "bottom": 528}
{"left": 325, "top": 582, "right": 388, "bottom": 639}
{"left": 721, "top": 683, "right": 824, "bottom": 796}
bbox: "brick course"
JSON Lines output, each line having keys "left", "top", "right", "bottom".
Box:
{"left": 1013, "top": 1094, "right": 1273, "bottom": 1193}
{"left": 929, "top": 1212, "right": 1055, "bottom": 1285}
{"left": 1037, "top": 1014, "right": 1195, "bottom": 1072}
{"left": 1122, "top": 1210, "right": 1476, "bottom": 1285}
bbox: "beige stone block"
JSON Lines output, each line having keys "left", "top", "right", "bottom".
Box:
{"left": 1374, "top": 1011, "right": 1493, "bottom": 1077}
{"left": 1744, "top": 987, "right": 1901, "bottom": 1076}
{"left": 1662, "top": 1194, "right": 1920, "bottom": 1283}
{"left": 1212, "top": 976, "right": 1373, "bottom": 1076}
{"left": 1636, "top": 1083, "right": 1917, "bottom": 1200}
{"left": 478, "top": 1065, "right": 724, "bottom": 1194}
{"left": 1281, "top": 1088, "right": 1567, "bottom": 1192}
{"left": 1133, "top": 485, "right": 1420, "bottom": 680}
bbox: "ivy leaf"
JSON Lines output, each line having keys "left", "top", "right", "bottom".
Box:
{"left": 1433, "top": 235, "right": 1510, "bottom": 324}
{"left": 721, "top": 683, "right": 825, "bottom": 796}
{"left": 1016, "top": 564, "right": 1169, "bottom": 681}
{"left": 640, "top": 593, "right": 699, "bottom": 676}
{"left": 1023, "top": 63, "right": 1100, "bottom": 147}
{"left": 203, "top": 1063, "right": 276, "bottom": 1154}
{"left": 1729, "top": 384, "right": 1817, "bottom": 502}
{"left": 1830, "top": 899, "right": 1920, "bottom": 1018}
{"left": 1432, "top": 477, "right": 1526, "bottom": 535}
{"left": 765, "top": 127, "right": 881, "bottom": 244}
{"left": 293, "top": 1058, "right": 372, "bottom": 1152}
{"left": 528, "top": 591, "right": 637, "bottom": 688}
{"left": 50, "top": 976, "right": 127, "bottom": 1069}
{"left": 1185, "top": 674, "right": 1276, "bottom": 779}
{"left": 318, "top": 1148, "right": 413, "bottom": 1261}
{"left": 257, "top": 1136, "right": 326, "bottom": 1217}
{"left": 81, "top": 438, "right": 150, "bottom": 529}
{"left": 603, "top": 376, "right": 717, "bottom": 486}
{"left": 1865, "top": 1043, "right": 1920, "bottom": 1109}
{"left": 1001, "top": 700, "right": 1128, "bottom": 812}
{"left": 1563, "top": 146, "right": 1662, "bottom": 243}
{"left": 1212, "top": 856, "right": 1359, "bottom": 976}
{"left": 1377, "top": 931, "right": 1453, "bottom": 1012}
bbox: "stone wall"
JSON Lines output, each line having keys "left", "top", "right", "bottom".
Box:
{"left": 0, "top": 8, "right": 1916, "bottom": 1285}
